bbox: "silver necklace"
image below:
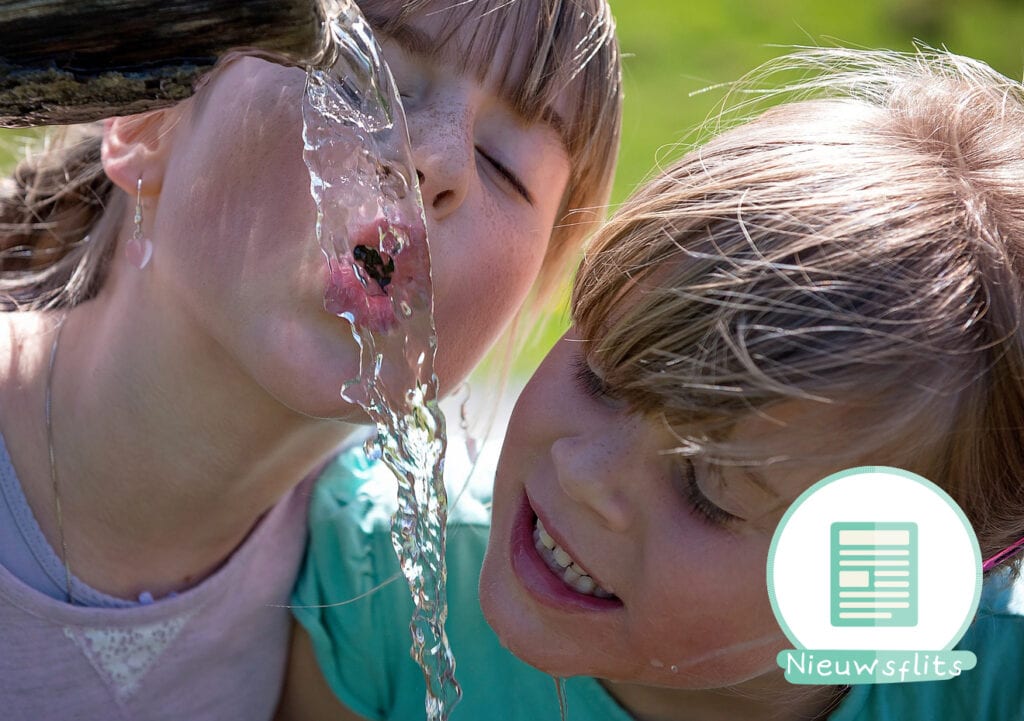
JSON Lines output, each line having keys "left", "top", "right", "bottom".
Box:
{"left": 44, "top": 316, "right": 73, "bottom": 604}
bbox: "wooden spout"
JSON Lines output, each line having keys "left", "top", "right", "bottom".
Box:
{"left": 0, "top": 0, "right": 326, "bottom": 127}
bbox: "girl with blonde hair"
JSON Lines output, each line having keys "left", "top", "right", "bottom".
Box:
{"left": 0, "top": 1, "right": 622, "bottom": 718}
{"left": 293, "top": 47, "right": 1024, "bottom": 720}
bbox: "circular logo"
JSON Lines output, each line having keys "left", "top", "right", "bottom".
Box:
{"left": 767, "top": 466, "right": 981, "bottom": 652}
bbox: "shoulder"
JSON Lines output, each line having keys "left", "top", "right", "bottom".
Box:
{"left": 306, "top": 445, "right": 397, "bottom": 535}
{"left": 831, "top": 572, "right": 1024, "bottom": 721}
{"left": 297, "top": 436, "right": 501, "bottom": 607}
{"left": 290, "top": 439, "right": 500, "bottom": 721}
{"left": 306, "top": 436, "right": 500, "bottom": 532}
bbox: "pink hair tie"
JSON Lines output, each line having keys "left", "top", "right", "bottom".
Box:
{"left": 982, "top": 535, "right": 1024, "bottom": 572}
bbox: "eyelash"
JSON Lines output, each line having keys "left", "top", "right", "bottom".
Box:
{"left": 476, "top": 146, "right": 533, "bottom": 204}
{"left": 572, "top": 355, "right": 609, "bottom": 400}
{"left": 680, "top": 458, "right": 738, "bottom": 527}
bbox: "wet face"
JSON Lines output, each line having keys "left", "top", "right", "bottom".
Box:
{"left": 480, "top": 331, "right": 849, "bottom": 692}
{"left": 131, "top": 7, "right": 570, "bottom": 420}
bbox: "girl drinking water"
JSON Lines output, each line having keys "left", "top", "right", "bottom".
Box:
{"left": 0, "top": 1, "right": 621, "bottom": 719}
{"left": 290, "top": 47, "right": 1024, "bottom": 720}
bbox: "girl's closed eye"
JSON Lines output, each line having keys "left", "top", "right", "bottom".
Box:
{"left": 678, "top": 458, "right": 741, "bottom": 527}
{"left": 477, "top": 146, "right": 533, "bottom": 204}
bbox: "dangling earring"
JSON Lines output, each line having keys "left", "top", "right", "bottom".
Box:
{"left": 124, "top": 177, "right": 153, "bottom": 270}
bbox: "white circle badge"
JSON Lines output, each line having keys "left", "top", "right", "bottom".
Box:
{"left": 768, "top": 466, "right": 981, "bottom": 653}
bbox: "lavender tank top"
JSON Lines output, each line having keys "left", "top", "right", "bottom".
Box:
{"left": 0, "top": 434, "right": 315, "bottom": 720}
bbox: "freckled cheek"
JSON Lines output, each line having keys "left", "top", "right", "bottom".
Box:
{"left": 633, "top": 583, "right": 781, "bottom": 681}
{"left": 431, "top": 288, "right": 509, "bottom": 385}
{"left": 431, "top": 235, "right": 542, "bottom": 367}
{"left": 641, "top": 538, "right": 774, "bottom": 632}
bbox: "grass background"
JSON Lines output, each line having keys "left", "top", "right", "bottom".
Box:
{"left": 517, "top": 0, "right": 1024, "bottom": 375}
{"left": 3, "top": 1, "right": 1024, "bottom": 378}
{"left": 609, "top": 0, "right": 1024, "bottom": 208}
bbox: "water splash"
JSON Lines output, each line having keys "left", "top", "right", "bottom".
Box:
{"left": 301, "top": 1, "right": 460, "bottom": 717}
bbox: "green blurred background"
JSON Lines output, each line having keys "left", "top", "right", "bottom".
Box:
{"left": 609, "top": 0, "right": 1024, "bottom": 205}
{"left": 610, "top": 0, "right": 1024, "bottom": 204}
{"left": 521, "top": 0, "right": 1024, "bottom": 375}
{"left": 3, "top": 0, "right": 1024, "bottom": 377}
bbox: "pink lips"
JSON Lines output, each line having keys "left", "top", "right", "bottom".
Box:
{"left": 325, "top": 256, "right": 396, "bottom": 333}
{"left": 510, "top": 493, "right": 623, "bottom": 612}
{"left": 323, "top": 219, "right": 427, "bottom": 334}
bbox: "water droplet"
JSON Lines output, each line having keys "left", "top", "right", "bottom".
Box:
{"left": 355, "top": 198, "right": 377, "bottom": 224}
{"left": 363, "top": 436, "right": 382, "bottom": 461}
{"left": 378, "top": 161, "right": 410, "bottom": 202}
{"left": 302, "top": 3, "right": 458, "bottom": 718}
{"left": 670, "top": 664, "right": 679, "bottom": 673}
{"left": 390, "top": 231, "right": 407, "bottom": 255}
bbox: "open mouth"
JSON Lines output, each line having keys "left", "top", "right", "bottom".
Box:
{"left": 324, "top": 257, "right": 396, "bottom": 333}
{"left": 353, "top": 244, "right": 395, "bottom": 292}
{"left": 511, "top": 494, "right": 622, "bottom": 611}
{"left": 323, "top": 219, "right": 425, "bottom": 334}
{"left": 533, "top": 517, "right": 617, "bottom": 599}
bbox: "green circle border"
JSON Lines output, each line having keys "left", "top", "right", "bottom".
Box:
{"left": 766, "top": 465, "right": 983, "bottom": 651}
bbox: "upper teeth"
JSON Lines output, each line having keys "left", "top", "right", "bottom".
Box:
{"left": 534, "top": 518, "right": 615, "bottom": 599}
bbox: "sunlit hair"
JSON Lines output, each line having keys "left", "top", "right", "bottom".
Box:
{"left": 0, "top": 0, "right": 621, "bottom": 310}
{"left": 571, "top": 47, "right": 1024, "bottom": 571}
{"left": 0, "top": 125, "right": 120, "bottom": 309}
{"left": 361, "top": 0, "right": 622, "bottom": 297}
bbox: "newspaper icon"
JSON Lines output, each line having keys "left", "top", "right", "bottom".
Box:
{"left": 831, "top": 522, "right": 917, "bottom": 627}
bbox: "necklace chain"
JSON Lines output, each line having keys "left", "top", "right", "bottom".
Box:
{"left": 44, "top": 316, "right": 73, "bottom": 604}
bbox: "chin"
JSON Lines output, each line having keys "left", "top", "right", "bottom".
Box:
{"left": 252, "top": 365, "right": 365, "bottom": 423}
{"left": 480, "top": 604, "right": 630, "bottom": 682}
{"left": 479, "top": 594, "right": 567, "bottom": 675}
{"left": 478, "top": 549, "right": 578, "bottom": 677}
{"left": 294, "top": 399, "right": 373, "bottom": 424}
{"left": 266, "top": 375, "right": 372, "bottom": 423}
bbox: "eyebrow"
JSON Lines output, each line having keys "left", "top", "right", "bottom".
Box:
{"left": 368, "top": 15, "right": 570, "bottom": 149}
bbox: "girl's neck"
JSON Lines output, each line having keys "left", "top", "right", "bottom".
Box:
{"left": 7, "top": 296, "right": 359, "bottom": 601}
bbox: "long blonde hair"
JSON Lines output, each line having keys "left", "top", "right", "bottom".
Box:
{"left": 572, "top": 47, "right": 1024, "bottom": 571}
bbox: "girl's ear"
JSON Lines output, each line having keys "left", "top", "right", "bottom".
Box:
{"left": 101, "top": 108, "right": 178, "bottom": 197}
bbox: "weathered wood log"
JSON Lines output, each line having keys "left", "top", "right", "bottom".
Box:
{"left": 0, "top": 0, "right": 327, "bottom": 127}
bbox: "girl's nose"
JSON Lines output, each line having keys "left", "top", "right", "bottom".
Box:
{"left": 409, "top": 106, "right": 472, "bottom": 221}
{"left": 551, "top": 436, "right": 634, "bottom": 533}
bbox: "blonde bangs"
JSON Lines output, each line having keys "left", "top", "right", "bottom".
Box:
{"left": 362, "top": 0, "right": 622, "bottom": 296}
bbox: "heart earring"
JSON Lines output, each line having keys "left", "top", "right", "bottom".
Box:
{"left": 124, "top": 177, "right": 153, "bottom": 270}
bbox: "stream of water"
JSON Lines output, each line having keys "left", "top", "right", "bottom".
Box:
{"left": 300, "top": 1, "right": 460, "bottom": 718}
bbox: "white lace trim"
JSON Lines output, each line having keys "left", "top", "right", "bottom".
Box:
{"left": 62, "top": 611, "right": 196, "bottom": 701}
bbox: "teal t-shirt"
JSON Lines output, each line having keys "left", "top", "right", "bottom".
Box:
{"left": 829, "top": 576, "right": 1024, "bottom": 721}
{"left": 292, "top": 447, "right": 1024, "bottom": 720}
{"left": 291, "top": 446, "right": 630, "bottom": 720}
